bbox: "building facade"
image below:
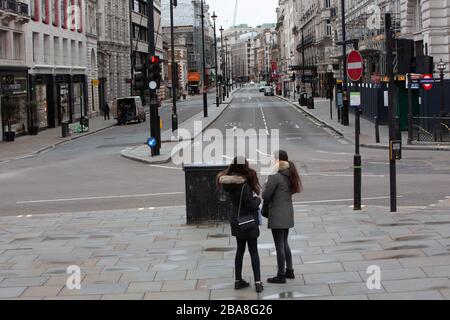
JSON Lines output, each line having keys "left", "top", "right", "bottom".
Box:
{"left": 0, "top": 0, "right": 30, "bottom": 141}
{"left": 27, "top": 0, "right": 89, "bottom": 131}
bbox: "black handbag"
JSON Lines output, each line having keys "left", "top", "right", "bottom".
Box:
{"left": 237, "top": 185, "right": 258, "bottom": 232}
{"left": 262, "top": 201, "right": 270, "bottom": 218}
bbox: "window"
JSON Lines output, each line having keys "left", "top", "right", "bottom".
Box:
{"left": 44, "top": 35, "right": 50, "bottom": 64}
{"left": 414, "top": 0, "right": 423, "bottom": 32}
{"left": 32, "top": 33, "right": 40, "bottom": 63}
{"left": 53, "top": 0, "right": 59, "bottom": 26}
{"left": 54, "top": 36, "right": 60, "bottom": 65}
{"left": 0, "top": 30, "right": 7, "bottom": 59}
{"left": 61, "top": 0, "right": 66, "bottom": 28}
{"left": 31, "top": 0, "right": 40, "bottom": 21}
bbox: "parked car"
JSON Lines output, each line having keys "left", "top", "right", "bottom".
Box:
{"left": 115, "top": 96, "right": 146, "bottom": 125}
{"left": 264, "top": 86, "right": 275, "bottom": 96}
{"left": 259, "top": 81, "right": 267, "bottom": 92}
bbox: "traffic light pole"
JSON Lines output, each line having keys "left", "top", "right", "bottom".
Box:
{"left": 340, "top": 0, "right": 349, "bottom": 126}
{"left": 200, "top": 0, "right": 208, "bottom": 117}
{"left": 148, "top": 0, "right": 161, "bottom": 156}
{"left": 386, "top": 13, "right": 397, "bottom": 212}
{"left": 170, "top": 0, "right": 178, "bottom": 132}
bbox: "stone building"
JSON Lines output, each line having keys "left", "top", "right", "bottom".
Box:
{"left": 0, "top": 0, "right": 30, "bottom": 140}
{"left": 26, "top": 0, "right": 89, "bottom": 130}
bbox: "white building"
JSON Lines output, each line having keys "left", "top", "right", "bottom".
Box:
{"left": 26, "top": 0, "right": 89, "bottom": 129}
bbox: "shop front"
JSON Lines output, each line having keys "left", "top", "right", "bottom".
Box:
{"left": 30, "top": 74, "right": 87, "bottom": 128}
{"left": 0, "top": 68, "right": 29, "bottom": 141}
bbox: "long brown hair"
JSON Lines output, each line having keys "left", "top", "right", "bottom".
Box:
{"left": 217, "top": 156, "right": 261, "bottom": 195}
{"left": 275, "top": 150, "right": 303, "bottom": 194}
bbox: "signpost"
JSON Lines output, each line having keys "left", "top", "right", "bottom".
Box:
{"left": 347, "top": 50, "right": 364, "bottom": 82}
{"left": 347, "top": 49, "right": 363, "bottom": 211}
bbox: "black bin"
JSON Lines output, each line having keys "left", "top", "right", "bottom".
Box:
{"left": 61, "top": 121, "right": 70, "bottom": 138}
{"left": 183, "top": 164, "right": 233, "bottom": 225}
{"left": 299, "top": 92, "right": 308, "bottom": 106}
{"left": 307, "top": 96, "right": 315, "bottom": 109}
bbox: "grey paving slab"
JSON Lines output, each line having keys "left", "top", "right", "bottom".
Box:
{"left": 399, "top": 255, "right": 450, "bottom": 268}
{"left": 368, "top": 290, "right": 445, "bottom": 300}
{"left": 210, "top": 288, "right": 258, "bottom": 300}
{"left": 161, "top": 280, "right": 198, "bottom": 292}
{"left": 101, "top": 293, "right": 144, "bottom": 300}
{"left": 330, "top": 282, "right": 385, "bottom": 296}
{"left": 293, "top": 262, "right": 344, "bottom": 274}
{"left": 186, "top": 268, "right": 233, "bottom": 280}
{"left": 58, "top": 283, "right": 129, "bottom": 296}
{"left": 154, "top": 270, "right": 187, "bottom": 281}
{"left": 342, "top": 259, "right": 403, "bottom": 272}
{"left": 299, "top": 295, "right": 369, "bottom": 300}
{"left": 439, "top": 289, "right": 450, "bottom": 300}
{"left": 44, "top": 295, "right": 102, "bottom": 300}
{"left": 382, "top": 278, "right": 450, "bottom": 293}
{"left": 259, "top": 284, "right": 332, "bottom": 300}
{"left": 143, "top": 290, "right": 211, "bottom": 300}
{"left": 127, "top": 281, "right": 163, "bottom": 293}
{"left": 0, "top": 276, "right": 49, "bottom": 287}
{"left": 303, "top": 272, "right": 362, "bottom": 285}
{"left": 21, "top": 286, "right": 63, "bottom": 297}
{"left": 359, "top": 268, "right": 427, "bottom": 282}
{"left": 422, "top": 265, "right": 450, "bottom": 277}
{"left": 0, "top": 287, "right": 26, "bottom": 298}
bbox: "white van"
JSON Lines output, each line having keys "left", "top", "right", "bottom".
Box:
{"left": 115, "top": 96, "right": 146, "bottom": 125}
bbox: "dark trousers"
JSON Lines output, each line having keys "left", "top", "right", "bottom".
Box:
{"left": 271, "top": 229, "right": 293, "bottom": 276}
{"left": 104, "top": 112, "right": 110, "bottom": 120}
{"left": 235, "top": 238, "right": 261, "bottom": 282}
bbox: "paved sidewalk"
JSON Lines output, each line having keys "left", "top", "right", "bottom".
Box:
{"left": 0, "top": 116, "right": 117, "bottom": 163}
{"left": 277, "top": 95, "right": 450, "bottom": 152}
{"left": 121, "top": 89, "right": 238, "bottom": 165}
{"left": 1, "top": 199, "right": 450, "bottom": 300}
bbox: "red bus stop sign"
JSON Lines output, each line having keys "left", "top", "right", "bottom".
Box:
{"left": 422, "top": 74, "right": 433, "bottom": 91}
{"left": 347, "top": 50, "right": 364, "bottom": 82}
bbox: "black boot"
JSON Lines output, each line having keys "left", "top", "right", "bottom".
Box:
{"left": 235, "top": 279, "right": 250, "bottom": 290}
{"left": 255, "top": 282, "right": 264, "bottom": 293}
{"left": 267, "top": 275, "right": 286, "bottom": 284}
{"left": 286, "top": 269, "right": 295, "bottom": 279}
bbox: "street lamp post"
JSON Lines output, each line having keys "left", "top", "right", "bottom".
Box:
{"left": 225, "top": 37, "right": 230, "bottom": 98}
{"left": 220, "top": 26, "right": 227, "bottom": 100}
{"left": 211, "top": 12, "right": 219, "bottom": 107}
{"left": 169, "top": 0, "right": 178, "bottom": 132}
{"left": 341, "top": 0, "right": 350, "bottom": 126}
{"left": 438, "top": 59, "right": 446, "bottom": 117}
{"left": 200, "top": 0, "right": 208, "bottom": 117}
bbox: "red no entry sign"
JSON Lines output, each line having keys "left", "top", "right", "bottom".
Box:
{"left": 347, "top": 50, "right": 364, "bottom": 82}
{"left": 422, "top": 74, "right": 433, "bottom": 91}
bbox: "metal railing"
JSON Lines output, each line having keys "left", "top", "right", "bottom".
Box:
{"left": 412, "top": 116, "right": 450, "bottom": 143}
{"left": 0, "top": 0, "right": 29, "bottom": 16}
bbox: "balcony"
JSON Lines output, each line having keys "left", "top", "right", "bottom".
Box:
{"left": 0, "top": 0, "right": 30, "bottom": 23}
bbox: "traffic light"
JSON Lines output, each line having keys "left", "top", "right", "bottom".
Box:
{"left": 134, "top": 64, "right": 147, "bottom": 90}
{"left": 148, "top": 55, "right": 162, "bottom": 90}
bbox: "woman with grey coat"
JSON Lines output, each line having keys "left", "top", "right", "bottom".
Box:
{"left": 262, "top": 150, "right": 303, "bottom": 284}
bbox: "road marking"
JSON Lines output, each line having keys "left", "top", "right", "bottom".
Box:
{"left": 16, "top": 192, "right": 185, "bottom": 204}
{"left": 148, "top": 164, "right": 182, "bottom": 170}
{"left": 256, "top": 149, "right": 272, "bottom": 157}
{"left": 293, "top": 195, "right": 403, "bottom": 205}
{"left": 316, "top": 150, "right": 352, "bottom": 155}
{"left": 338, "top": 139, "right": 350, "bottom": 145}
{"left": 259, "top": 104, "right": 269, "bottom": 134}
{"left": 311, "top": 158, "right": 348, "bottom": 163}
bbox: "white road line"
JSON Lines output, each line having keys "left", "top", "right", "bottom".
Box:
{"left": 311, "top": 158, "right": 348, "bottom": 163}
{"left": 338, "top": 140, "right": 350, "bottom": 145}
{"left": 259, "top": 104, "right": 269, "bottom": 134}
{"left": 293, "top": 195, "right": 403, "bottom": 205}
{"left": 148, "top": 164, "right": 182, "bottom": 170}
{"left": 316, "top": 150, "right": 352, "bottom": 156}
{"left": 16, "top": 192, "right": 185, "bottom": 204}
{"left": 256, "top": 149, "right": 272, "bottom": 157}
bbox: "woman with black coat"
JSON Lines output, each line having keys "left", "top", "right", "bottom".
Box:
{"left": 217, "top": 157, "right": 264, "bottom": 293}
{"left": 262, "top": 150, "right": 303, "bottom": 284}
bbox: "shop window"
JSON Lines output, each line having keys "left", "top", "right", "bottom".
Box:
{"left": 0, "top": 30, "right": 7, "bottom": 60}
{"left": 73, "top": 82, "right": 84, "bottom": 120}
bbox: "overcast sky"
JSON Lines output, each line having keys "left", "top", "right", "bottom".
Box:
{"left": 205, "top": 0, "right": 278, "bottom": 29}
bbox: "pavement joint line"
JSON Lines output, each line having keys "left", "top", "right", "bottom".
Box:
{"left": 16, "top": 192, "right": 185, "bottom": 204}
{"left": 293, "top": 195, "right": 403, "bottom": 205}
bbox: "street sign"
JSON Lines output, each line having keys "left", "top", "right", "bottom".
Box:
{"left": 347, "top": 50, "right": 364, "bottom": 82}
{"left": 421, "top": 74, "right": 434, "bottom": 90}
{"left": 149, "top": 81, "right": 158, "bottom": 90}
{"left": 406, "top": 73, "right": 421, "bottom": 89}
{"left": 147, "top": 137, "right": 157, "bottom": 149}
{"left": 350, "top": 92, "right": 361, "bottom": 107}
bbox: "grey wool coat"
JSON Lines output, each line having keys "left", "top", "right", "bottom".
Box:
{"left": 262, "top": 161, "right": 294, "bottom": 229}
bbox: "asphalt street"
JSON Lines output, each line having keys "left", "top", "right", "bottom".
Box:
{"left": 0, "top": 87, "right": 449, "bottom": 217}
